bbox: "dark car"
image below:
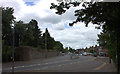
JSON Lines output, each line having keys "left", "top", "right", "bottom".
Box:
{"left": 100, "top": 52, "right": 103, "bottom": 56}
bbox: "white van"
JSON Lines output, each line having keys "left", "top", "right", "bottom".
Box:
{"left": 83, "top": 52, "right": 87, "bottom": 56}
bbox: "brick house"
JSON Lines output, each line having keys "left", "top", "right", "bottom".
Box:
{"left": 77, "top": 49, "right": 85, "bottom": 54}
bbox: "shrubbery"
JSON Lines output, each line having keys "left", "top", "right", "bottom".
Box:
{"left": 2, "top": 40, "right": 12, "bottom": 62}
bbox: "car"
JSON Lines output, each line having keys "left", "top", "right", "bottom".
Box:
{"left": 87, "top": 53, "right": 92, "bottom": 56}
{"left": 78, "top": 53, "right": 82, "bottom": 56}
{"left": 68, "top": 52, "right": 72, "bottom": 55}
{"left": 100, "top": 52, "right": 103, "bottom": 56}
{"left": 83, "top": 52, "right": 87, "bottom": 56}
{"left": 61, "top": 53, "right": 65, "bottom": 56}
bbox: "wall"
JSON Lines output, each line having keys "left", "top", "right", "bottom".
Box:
{"left": 14, "top": 46, "right": 59, "bottom": 61}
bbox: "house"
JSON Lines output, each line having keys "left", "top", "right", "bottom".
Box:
{"left": 94, "top": 45, "right": 108, "bottom": 57}
{"left": 77, "top": 49, "right": 85, "bottom": 54}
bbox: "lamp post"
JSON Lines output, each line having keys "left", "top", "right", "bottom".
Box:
{"left": 99, "top": 47, "right": 101, "bottom": 56}
{"left": 45, "top": 28, "right": 47, "bottom": 58}
{"left": 11, "top": 23, "right": 15, "bottom": 73}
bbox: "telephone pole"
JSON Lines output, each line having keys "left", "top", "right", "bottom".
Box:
{"left": 12, "top": 24, "right": 15, "bottom": 73}
{"left": 45, "top": 28, "right": 47, "bottom": 58}
{"left": 93, "top": 41, "right": 94, "bottom": 52}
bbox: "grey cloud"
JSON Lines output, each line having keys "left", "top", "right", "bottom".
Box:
{"left": 20, "top": 13, "right": 41, "bottom": 23}
{"left": 41, "top": 14, "right": 62, "bottom": 24}
{"left": 0, "top": 0, "right": 21, "bottom": 14}
{"left": 62, "top": 8, "right": 76, "bottom": 21}
{"left": 40, "top": 7, "right": 76, "bottom": 25}
{"left": 54, "top": 26, "right": 65, "bottom": 30}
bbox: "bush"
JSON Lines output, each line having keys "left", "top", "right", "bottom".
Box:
{"left": 37, "top": 45, "right": 42, "bottom": 51}
{"left": 2, "top": 40, "right": 12, "bottom": 62}
{"left": 75, "top": 52, "right": 79, "bottom": 54}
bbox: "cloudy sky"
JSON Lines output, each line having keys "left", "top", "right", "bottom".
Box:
{"left": 0, "top": 0, "right": 102, "bottom": 49}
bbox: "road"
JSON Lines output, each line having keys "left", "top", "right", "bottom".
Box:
{"left": 2, "top": 54, "right": 116, "bottom": 72}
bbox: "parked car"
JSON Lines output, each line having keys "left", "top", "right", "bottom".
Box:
{"left": 79, "top": 53, "right": 83, "bottom": 56}
{"left": 100, "top": 52, "right": 103, "bottom": 56}
{"left": 87, "top": 53, "right": 92, "bottom": 56}
{"left": 61, "top": 53, "right": 65, "bottom": 56}
{"left": 83, "top": 52, "right": 87, "bottom": 56}
{"left": 68, "top": 52, "right": 72, "bottom": 55}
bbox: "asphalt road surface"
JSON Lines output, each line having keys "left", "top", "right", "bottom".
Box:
{"left": 2, "top": 54, "right": 116, "bottom": 72}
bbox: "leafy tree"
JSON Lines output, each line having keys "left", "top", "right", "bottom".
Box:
{"left": 27, "top": 19, "right": 42, "bottom": 47}
{"left": 15, "top": 19, "right": 42, "bottom": 47}
{"left": 63, "top": 47, "right": 69, "bottom": 53}
{"left": 2, "top": 40, "right": 12, "bottom": 62}
{"left": 2, "top": 7, "right": 15, "bottom": 62}
{"left": 53, "top": 41, "right": 64, "bottom": 51}
{"left": 2, "top": 7, "right": 15, "bottom": 46}
{"left": 50, "top": 2, "right": 119, "bottom": 28}
{"left": 41, "top": 28, "right": 64, "bottom": 51}
{"left": 97, "top": 29, "right": 117, "bottom": 63}
{"left": 14, "top": 21, "right": 27, "bottom": 46}
{"left": 69, "top": 47, "right": 75, "bottom": 53}
{"left": 89, "top": 49, "right": 94, "bottom": 53}
{"left": 41, "top": 28, "right": 56, "bottom": 50}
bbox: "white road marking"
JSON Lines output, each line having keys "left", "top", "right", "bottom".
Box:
{"left": 41, "top": 67, "right": 48, "bottom": 69}
{"left": 45, "top": 63, "right": 48, "bottom": 64}
{"left": 94, "top": 62, "right": 106, "bottom": 70}
{"left": 25, "top": 64, "right": 37, "bottom": 67}
{"left": 21, "top": 66, "right": 25, "bottom": 67}
{"left": 58, "top": 65, "right": 62, "bottom": 67}
{"left": 38, "top": 64, "right": 41, "bottom": 65}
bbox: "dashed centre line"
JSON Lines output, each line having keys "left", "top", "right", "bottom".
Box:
{"left": 5, "top": 59, "right": 70, "bottom": 70}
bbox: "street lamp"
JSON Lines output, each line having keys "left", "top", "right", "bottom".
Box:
{"left": 99, "top": 47, "right": 102, "bottom": 56}
{"left": 45, "top": 28, "right": 47, "bottom": 58}
{"left": 11, "top": 23, "right": 15, "bottom": 73}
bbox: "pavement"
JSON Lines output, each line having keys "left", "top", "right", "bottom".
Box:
{"left": 93, "top": 56, "right": 117, "bottom": 72}
{"left": 0, "top": 63, "right": 2, "bottom": 74}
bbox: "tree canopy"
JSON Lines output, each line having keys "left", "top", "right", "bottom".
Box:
{"left": 41, "top": 28, "right": 64, "bottom": 51}
{"left": 2, "top": 7, "right": 15, "bottom": 46}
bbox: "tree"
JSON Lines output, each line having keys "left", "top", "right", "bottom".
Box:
{"left": 2, "top": 40, "right": 12, "bottom": 62}
{"left": 69, "top": 47, "right": 75, "bottom": 53}
{"left": 2, "top": 7, "right": 15, "bottom": 62}
{"left": 53, "top": 41, "right": 64, "bottom": 51}
{"left": 28, "top": 19, "right": 42, "bottom": 47}
{"left": 89, "top": 49, "right": 94, "bottom": 53}
{"left": 97, "top": 29, "right": 117, "bottom": 63}
{"left": 63, "top": 47, "right": 69, "bottom": 53}
{"left": 15, "top": 19, "right": 42, "bottom": 47}
{"left": 41, "top": 28, "right": 56, "bottom": 50}
{"left": 41, "top": 28, "right": 64, "bottom": 51}
{"left": 2, "top": 7, "right": 15, "bottom": 46}
{"left": 50, "top": 2, "right": 119, "bottom": 27}
{"left": 14, "top": 21, "right": 27, "bottom": 46}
